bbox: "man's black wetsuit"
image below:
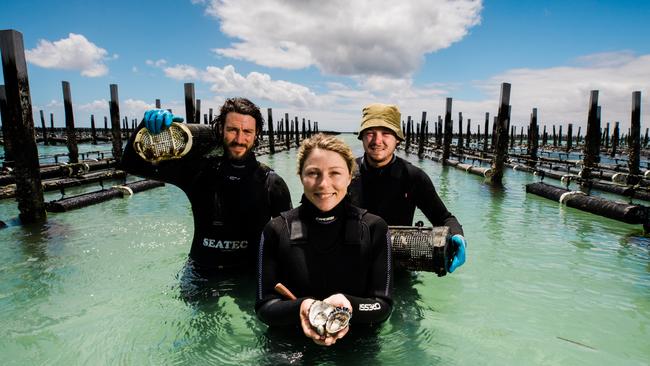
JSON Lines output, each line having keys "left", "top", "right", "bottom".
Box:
{"left": 121, "top": 135, "right": 292, "bottom": 271}
{"left": 349, "top": 155, "right": 463, "bottom": 235}
{"left": 256, "top": 197, "right": 393, "bottom": 327}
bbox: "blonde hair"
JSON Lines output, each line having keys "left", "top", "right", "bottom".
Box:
{"left": 296, "top": 134, "right": 356, "bottom": 175}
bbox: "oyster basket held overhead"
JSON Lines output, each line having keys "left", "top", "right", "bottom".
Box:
{"left": 389, "top": 225, "right": 454, "bottom": 276}
{"left": 133, "top": 122, "right": 218, "bottom": 163}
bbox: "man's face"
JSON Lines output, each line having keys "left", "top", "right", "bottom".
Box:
{"left": 361, "top": 127, "right": 398, "bottom": 168}
{"left": 221, "top": 112, "right": 257, "bottom": 160}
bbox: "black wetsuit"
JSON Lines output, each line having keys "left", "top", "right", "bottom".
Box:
{"left": 121, "top": 132, "right": 292, "bottom": 271}
{"left": 349, "top": 155, "right": 463, "bottom": 236}
{"left": 256, "top": 198, "right": 393, "bottom": 327}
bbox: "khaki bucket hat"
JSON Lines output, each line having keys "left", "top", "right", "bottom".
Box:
{"left": 358, "top": 103, "right": 405, "bottom": 141}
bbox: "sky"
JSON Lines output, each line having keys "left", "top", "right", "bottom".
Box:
{"left": 1, "top": 0, "right": 649, "bottom": 133}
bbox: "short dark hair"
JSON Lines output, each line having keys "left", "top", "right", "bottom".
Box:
{"left": 212, "top": 97, "right": 264, "bottom": 146}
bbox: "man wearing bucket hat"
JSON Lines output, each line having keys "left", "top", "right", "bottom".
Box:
{"left": 349, "top": 103, "right": 466, "bottom": 274}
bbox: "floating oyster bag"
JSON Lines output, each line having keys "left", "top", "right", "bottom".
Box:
{"left": 308, "top": 301, "right": 351, "bottom": 336}
{"left": 133, "top": 122, "right": 218, "bottom": 163}
{"left": 389, "top": 225, "right": 454, "bottom": 276}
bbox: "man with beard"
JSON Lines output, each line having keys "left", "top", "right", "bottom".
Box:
{"left": 121, "top": 98, "right": 292, "bottom": 276}
{"left": 348, "top": 103, "right": 466, "bottom": 274}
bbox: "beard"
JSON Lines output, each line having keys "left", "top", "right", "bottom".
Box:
{"left": 224, "top": 140, "right": 254, "bottom": 161}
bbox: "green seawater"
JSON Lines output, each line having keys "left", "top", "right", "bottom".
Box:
{"left": 0, "top": 134, "right": 648, "bottom": 365}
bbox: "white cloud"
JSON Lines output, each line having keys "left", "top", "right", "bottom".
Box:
{"left": 25, "top": 33, "right": 111, "bottom": 77}
{"left": 164, "top": 64, "right": 201, "bottom": 80}
{"left": 163, "top": 64, "right": 329, "bottom": 108}
{"left": 146, "top": 59, "right": 168, "bottom": 67}
{"left": 203, "top": 0, "right": 482, "bottom": 77}
{"left": 474, "top": 52, "right": 650, "bottom": 132}
{"left": 78, "top": 99, "right": 109, "bottom": 113}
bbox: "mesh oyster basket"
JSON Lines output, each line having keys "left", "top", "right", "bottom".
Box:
{"left": 133, "top": 122, "right": 217, "bottom": 163}
{"left": 389, "top": 225, "right": 452, "bottom": 276}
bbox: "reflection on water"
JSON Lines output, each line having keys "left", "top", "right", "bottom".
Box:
{"left": 1, "top": 137, "right": 649, "bottom": 365}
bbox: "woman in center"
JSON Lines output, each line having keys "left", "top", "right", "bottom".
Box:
{"left": 256, "top": 134, "right": 393, "bottom": 346}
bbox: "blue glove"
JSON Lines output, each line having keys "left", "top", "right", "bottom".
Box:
{"left": 448, "top": 234, "right": 466, "bottom": 273}
{"left": 143, "top": 109, "right": 184, "bottom": 134}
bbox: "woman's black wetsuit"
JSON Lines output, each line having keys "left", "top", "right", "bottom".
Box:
{"left": 256, "top": 197, "right": 393, "bottom": 327}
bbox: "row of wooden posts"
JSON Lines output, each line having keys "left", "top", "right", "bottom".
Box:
{"left": 398, "top": 84, "right": 645, "bottom": 181}
{"left": 399, "top": 109, "right": 647, "bottom": 157}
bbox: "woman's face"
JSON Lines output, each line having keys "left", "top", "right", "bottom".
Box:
{"left": 300, "top": 148, "right": 352, "bottom": 212}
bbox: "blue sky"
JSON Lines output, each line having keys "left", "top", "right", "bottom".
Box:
{"left": 1, "top": 0, "right": 649, "bottom": 132}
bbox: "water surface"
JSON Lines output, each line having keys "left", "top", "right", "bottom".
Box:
{"left": 0, "top": 135, "right": 648, "bottom": 365}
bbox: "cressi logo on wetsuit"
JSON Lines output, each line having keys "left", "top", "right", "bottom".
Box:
{"left": 359, "top": 302, "right": 382, "bottom": 311}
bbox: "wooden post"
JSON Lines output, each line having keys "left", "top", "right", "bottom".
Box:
{"left": 437, "top": 115, "right": 443, "bottom": 146}
{"left": 38, "top": 109, "right": 48, "bottom": 146}
{"left": 418, "top": 111, "right": 426, "bottom": 158}
{"left": 628, "top": 91, "right": 642, "bottom": 176}
{"left": 267, "top": 108, "right": 275, "bottom": 154}
{"left": 109, "top": 84, "right": 123, "bottom": 161}
{"left": 308, "top": 120, "right": 312, "bottom": 137}
{"left": 483, "top": 112, "right": 489, "bottom": 151}
{"left": 491, "top": 116, "right": 498, "bottom": 151}
{"left": 518, "top": 126, "right": 524, "bottom": 147}
{"left": 558, "top": 125, "right": 563, "bottom": 147}
{"left": 61, "top": 81, "right": 79, "bottom": 163}
{"left": 0, "top": 85, "right": 15, "bottom": 168}
{"left": 155, "top": 99, "right": 161, "bottom": 109}
{"left": 90, "top": 114, "right": 97, "bottom": 145}
{"left": 553, "top": 125, "right": 557, "bottom": 147}
{"left": 195, "top": 98, "right": 201, "bottom": 125}
{"left": 542, "top": 125, "right": 547, "bottom": 146}
{"left": 457, "top": 112, "right": 463, "bottom": 153}
{"left": 611, "top": 122, "right": 620, "bottom": 158}
{"left": 103, "top": 116, "right": 108, "bottom": 134}
{"left": 405, "top": 116, "right": 412, "bottom": 151}
{"left": 488, "top": 82, "right": 511, "bottom": 185}
{"left": 285, "top": 113, "right": 290, "bottom": 149}
{"left": 581, "top": 90, "right": 601, "bottom": 181}
{"left": 442, "top": 98, "right": 453, "bottom": 163}
{"left": 466, "top": 118, "right": 471, "bottom": 148}
{"left": 566, "top": 123, "right": 573, "bottom": 152}
{"left": 576, "top": 126, "right": 582, "bottom": 145}
{"left": 302, "top": 118, "right": 306, "bottom": 140}
{"left": 294, "top": 116, "right": 299, "bottom": 147}
{"left": 184, "top": 83, "right": 195, "bottom": 124}
{"left": 528, "top": 108, "right": 538, "bottom": 167}
{"left": 644, "top": 128, "right": 649, "bottom": 148}
{"left": 209, "top": 108, "right": 213, "bottom": 124}
{"left": 0, "top": 29, "right": 46, "bottom": 223}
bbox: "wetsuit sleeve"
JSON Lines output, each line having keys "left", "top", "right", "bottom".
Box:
{"left": 268, "top": 173, "right": 293, "bottom": 216}
{"left": 412, "top": 167, "right": 464, "bottom": 236}
{"left": 256, "top": 219, "right": 309, "bottom": 326}
{"left": 120, "top": 121, "right": 200, "bottom": 189}
{"left": 345, "top": 216, "right": 393, "bottom": 324}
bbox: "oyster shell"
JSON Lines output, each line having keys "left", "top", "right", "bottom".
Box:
{"left": 308, "top": 300, "right": 351, "bottom": 336}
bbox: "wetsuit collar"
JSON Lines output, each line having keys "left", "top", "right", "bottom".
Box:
{"left": 300, "top": 194, "right": 348, "bottom": 224}
{"left": 221, "top": 152, "right": 258, "bottom": 179}
{"left": 361, "top": 154, "right": 401, "bottom": 179}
